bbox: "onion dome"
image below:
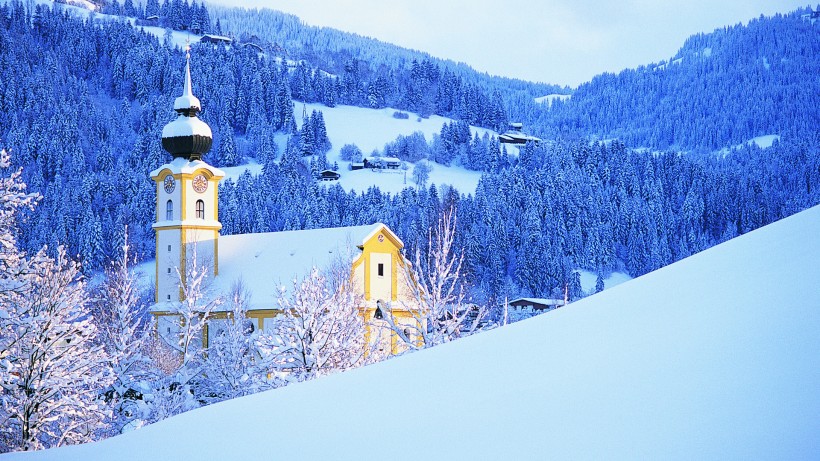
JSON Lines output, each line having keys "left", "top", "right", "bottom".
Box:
{"left": 161, "top": 43, "right": 212, "bottom": 161}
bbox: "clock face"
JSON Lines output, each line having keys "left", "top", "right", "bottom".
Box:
{"left": 163, "top": 175, "right": 176, "bottom": 194}
{"left": 192, "top": 174, "right": 208, "bottom": 194}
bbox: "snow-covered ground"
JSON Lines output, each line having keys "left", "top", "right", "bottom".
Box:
{"left": 534, "top": 93, "right": 571, "bottom": 105}
{"left": 277, "top": 102, "right": 507, "bottom": 195}
{"left": 12, "top": 205, "right": 820, "bottom": 460}
{"left": 576, "top": 268, "right": 631, "bottom": 293}
{"left": 717, "top": 134, "right": 781, "bottom": 156}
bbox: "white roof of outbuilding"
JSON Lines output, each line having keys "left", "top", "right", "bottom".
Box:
{"left": 508, "top": 297, "right": 565, "bottom": 306}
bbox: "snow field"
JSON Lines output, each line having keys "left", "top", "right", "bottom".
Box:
{"left": 13, "top": 205, "right": 820, "bottom": 461}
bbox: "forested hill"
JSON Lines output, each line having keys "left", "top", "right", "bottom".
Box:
{"left": 525, "top": 8, "right": 820, "bottom": 151}
{"left": 209, "top": 5, "right": 564, "bottom": 107}
{"left": 0, "top": 0, "right": 818, "bottom": 309}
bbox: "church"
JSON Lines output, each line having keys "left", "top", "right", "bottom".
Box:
{"left": 149, "top": 47, "right": 420, "bottom": 356}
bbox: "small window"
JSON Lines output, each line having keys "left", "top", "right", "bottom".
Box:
{"left": 374, "top": 307, "right": 383, "bottom": 319}
{"left": 196, "top": 200, "right": 205, "bottom": 219}
{"left": 377, "top": 263, "right": 384, "bottom": 277}
{"left": 165, "top": 200, "right": 173, "bottom": 220}
{"left": 403, "top": 327, "right": 413, "bottom": 340}
{"left": 167, "top": 267, "right": 171, "bottom": 274}
{"left": 167, "top": 294, "right": 171, "bottom": 300}
{"left": 167, "top": 245, "right": 171, "bottom": 252}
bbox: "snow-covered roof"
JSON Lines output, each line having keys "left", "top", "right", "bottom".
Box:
{"left": 509, "top": 297, "right": 565, "bottom": 307}
{"left": 161, "top": 115, "right": 212, "bottom": 139}
{"left": 150, "top": 157, "right": 225, "bottom": 178}
{"left": 211, "top": 223, "right": 391, "bottom": 309}
{"left": 201, "top": 34, "right": 232, "bottom": 42}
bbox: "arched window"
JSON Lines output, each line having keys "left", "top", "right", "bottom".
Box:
{"left": 165, "top": 200, "right": 173, "bottom": 220}
{"left": 196, "top": 200, "right": 205, "bottom": 219}
{"left": 374, "top": 300, "right": 385, "bottom": 319}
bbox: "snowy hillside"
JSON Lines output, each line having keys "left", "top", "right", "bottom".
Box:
{"left": 234, "top": 102, "right": 511, "bottom": 195}
{"left": 10, "top": 205, "right": 820, "bottom": 460}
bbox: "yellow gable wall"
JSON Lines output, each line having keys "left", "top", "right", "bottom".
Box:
{"left": 351, "top": 226, "right": 406, "bottom": 303}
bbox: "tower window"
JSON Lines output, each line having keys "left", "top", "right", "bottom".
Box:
{"left": 377, "top": 263, "right": 384, "bottom": 277}
{"left": 165, "top": 200, "right": 173, "bottom": 220}
{"left": 196, "top": 200, "right": 205, "bottom": 219}
{"left": 168, "top": 245, "right": 171, "bottom": 252}
{"left": 167, "top": 267, "right": 171, "bottom": 274}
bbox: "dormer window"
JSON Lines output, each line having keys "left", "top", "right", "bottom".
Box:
{"left": 166, "top": 200, "right": 173, "bottom": 220}
{"left": 196, "top": 200, "right": 205, "bottom": 219}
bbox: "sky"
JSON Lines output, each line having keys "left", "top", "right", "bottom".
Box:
{"left": 207, "top": 0, "right": 810, "bottom": 87}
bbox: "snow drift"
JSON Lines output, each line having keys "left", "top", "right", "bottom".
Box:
{"left": 6, "top": 206, "right": 820, "bottom": 460}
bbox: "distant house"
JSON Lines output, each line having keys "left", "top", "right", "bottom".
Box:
{"left": 144, "top": 14, "right": 159, "bottom": 23}
{"left": 508, "top": 297, "right": 565, "bottom": 311}
{"left": 349, "top": 162, "right": 364, "bottom": 171}
{"left": 499, "top": 122, "right": 541, "bottom": 145}
{"left": 243, "top": 42, "right": 264, "bottom": 53}
{"left": 318, "top": 169, "right": 340, "bottom": 181}
{"left": 364, "top": 156, "right": 401, "bottom": 169}
{"left": 200, "top": 34, "right": 232, "bottom": 45}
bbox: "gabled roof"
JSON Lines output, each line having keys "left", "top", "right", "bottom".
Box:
{"left": 508, "top": 297, "right": 565, "bottom": 307}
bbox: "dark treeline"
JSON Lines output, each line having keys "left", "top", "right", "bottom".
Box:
{"left": 219, "top": 135, "right": 820, "bottom": 309}
{"left": 0, "top": 1, "right": 511, "bottom": 270}
{"left": 0, "top": 0, "right": 818, "bottom": 309}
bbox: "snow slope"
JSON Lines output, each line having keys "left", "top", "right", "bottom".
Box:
{"left": 7, "top": 207, "right": 820, "bottom": 460}
{"left": 534, "top": 93, "right": 571, "bottom": 105}
{"left": 274, "top": 102, "right": 508, "bottom": 195}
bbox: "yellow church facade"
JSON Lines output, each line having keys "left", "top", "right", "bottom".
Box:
{"left": 149, "top": 44, "right": 420, "bottom": 359}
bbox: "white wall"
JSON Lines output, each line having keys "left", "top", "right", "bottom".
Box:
{"left": 369, "top": 252, "right": 392, "bottom": 301}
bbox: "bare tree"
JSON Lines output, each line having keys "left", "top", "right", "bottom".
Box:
{"left": 91, "top": 228, "right": 155, "bottom": 434}
{"left": 0, "top": 148, "right": 112, "bottom": 451}
{"left": 199, "top": 279, "right": 279, "bottom": 404}
{"left": 267, "top": 266, "right": 366, "bottom": 383}
{"left": 144, "top": 246, "right": 222, "bottom": 422}
{"left": 384, "top": 208, "right": 486, "bottom": 351}
{"left": 0, "top": 247, "right": 113, "bottom": 451}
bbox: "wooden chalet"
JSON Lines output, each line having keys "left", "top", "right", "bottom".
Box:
{"left": 508, "top": 297, "right": 565, "bottom": 311}
{"left": 499, "top": 122, "right": 541, "bottom": 145}
{"left": 318, "top": 169, "right": 341, "bottom": 181}
{"left": 364, "top": 156, "right": 401, "bottom": 169}
{"left": 200, "top": 34, "right": 232, "bottom": 45}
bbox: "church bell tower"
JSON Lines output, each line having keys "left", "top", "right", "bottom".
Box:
{"left": 151, "top": 44, "right": 224, "bottom": 303}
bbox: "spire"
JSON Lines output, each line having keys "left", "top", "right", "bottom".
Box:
{"left": 173, "top": 41, "right": 202, "bottom": 115}
{"left": 162, "top": 42, "right": 212, "bottom": 161}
